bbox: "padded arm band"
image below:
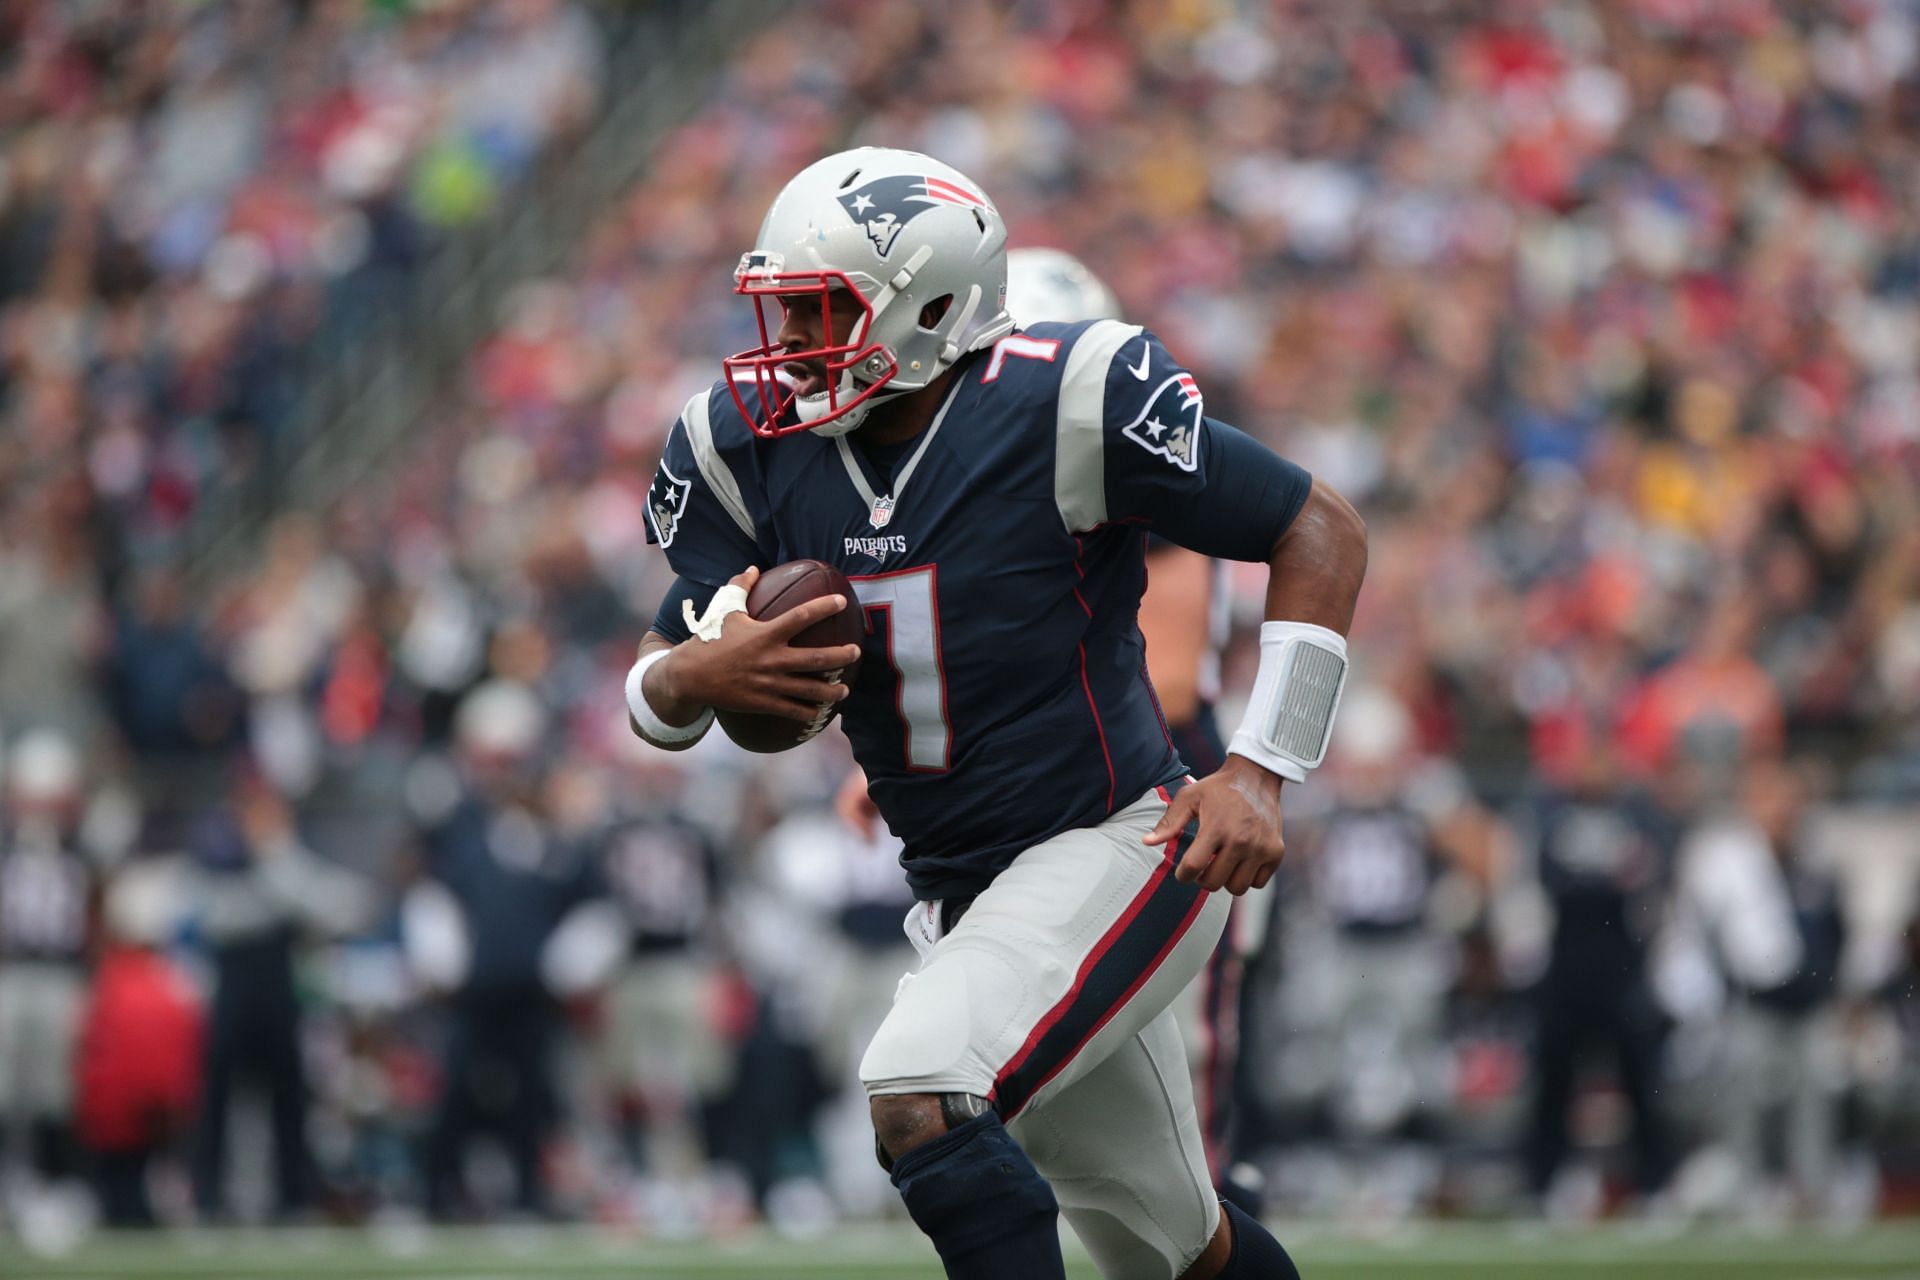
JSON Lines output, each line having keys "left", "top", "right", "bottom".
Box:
{"left": 1149, "top": 419, "right": 1313, "bottom": 562}
{"left": 1227, "top": 620, "right": 1349, "bottom": 783}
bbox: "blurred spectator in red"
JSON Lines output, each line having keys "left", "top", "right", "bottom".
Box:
{"left": 74, "top": 865, "right": 202, "bottom": 1228}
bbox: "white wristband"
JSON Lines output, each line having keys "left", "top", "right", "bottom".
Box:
{"left": 1227, "top": 620, "right": 1349, "bottom": 784}
{"left": 625, "top": 649, "right": 714, "bottom": 745}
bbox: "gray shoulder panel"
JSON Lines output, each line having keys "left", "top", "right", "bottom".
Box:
{"left": 1053, "top": 320, "right": 1143, "bottom": 533}
{"left": 681, "top": 387, "right": 756, "bottom": 539}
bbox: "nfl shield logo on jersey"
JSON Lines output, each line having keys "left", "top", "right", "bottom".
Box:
{"left": 869, "top": 495, "right": 897, "bottom": 529}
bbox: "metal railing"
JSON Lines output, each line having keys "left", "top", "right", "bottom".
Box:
{"left": 185, "top": 0, "right": 783, "bottom": 583}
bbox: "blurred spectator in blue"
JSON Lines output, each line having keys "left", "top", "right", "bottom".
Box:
{"left": 403, "top": 681, "right": 608, "bottom": 1220}
{"left": 104, "top": 567, "right": 243, "bottom": 757}
{"left": 1862, "top": 908, "right": 1920, "bottom": 1159}
{"left": 190, "top": 770, "right": 375, "bottom": 1222}
{"left": 1522, "top": 740, "right": 1675, "bottom": 1211}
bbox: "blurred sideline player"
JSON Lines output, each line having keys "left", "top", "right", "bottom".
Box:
{"left": 836, "top": 246, "right": 1267, "bottom": 1212}
{"left": 0, "top": 731, "right": 96, "bottom": 1197}
{"left": 592, "top": 759, "right": 731, "bottom": 1201}
{"left": 629, "top": 148, "right": 1366, "bottom": 1279}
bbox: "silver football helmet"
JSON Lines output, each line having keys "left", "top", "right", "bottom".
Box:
{"left": 725, "top": 147, "right": 1015, "bottom": 438}
{"left": 1005, "top": 247, "right": 1121, "bottom": 325}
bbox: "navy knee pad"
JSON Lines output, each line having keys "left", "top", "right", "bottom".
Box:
{"left": 1217, "top": 1198, "right": 1301, "bottom": 1279}
{"left": 890, "top": 1111, "right": 1065, "bottom": 1279}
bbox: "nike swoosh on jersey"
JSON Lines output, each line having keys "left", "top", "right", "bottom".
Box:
{"left": 1125, "top": 341, "right": 1151, "bottom": 380}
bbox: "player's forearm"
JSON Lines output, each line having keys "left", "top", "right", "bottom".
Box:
{"left": 1214, "top": 478, "right": 1364, "bottom": 789}
{"left": 1263, "top": 478, "right": 1366, "bottom": 634}
{"left": 628, "top": 632, "right": 708, "bottom": 750}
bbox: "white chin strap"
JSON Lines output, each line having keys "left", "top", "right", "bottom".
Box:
{"left": 800, "top": 385, "right": 875, "bottom": 437}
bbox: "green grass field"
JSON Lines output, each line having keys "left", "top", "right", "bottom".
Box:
{"left": 3, "top": 1222, "right": 1919, "bottom": 1280}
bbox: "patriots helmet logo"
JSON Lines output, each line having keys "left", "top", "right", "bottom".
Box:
{"left": 646, "top": 459, "right": 693, "bottom": 548}
{"left": 837, "top": 174, "right": 987, "bottom": 259}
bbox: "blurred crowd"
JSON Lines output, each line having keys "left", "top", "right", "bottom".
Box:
{"left": 0, "top": 0, "right": 602, "bottom": 612}
{"left": 4, "top": 0, "right": 1920, "bottom": 1242}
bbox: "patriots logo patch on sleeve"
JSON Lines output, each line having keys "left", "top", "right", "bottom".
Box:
{"left": 646, "top": 460, "right": 693, "bottom": 547}
{"left": 1119, "top": 372, "right": 1204, "bottom": 472}
{"left": 836, "top": 174, "right": 987, "bottom": 259}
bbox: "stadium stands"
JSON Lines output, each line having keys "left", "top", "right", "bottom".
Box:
{"left": 1, "top": 0, "right": 1918, "bottom": 1237}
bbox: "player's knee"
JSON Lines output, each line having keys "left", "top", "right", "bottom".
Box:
{"left": 871, "top": 1092, "right": 995, "bottom": 1170}
{"left": 1183, "top": 1199, "right": 1300, "bottom": 1280}
{"left": 870, "top": 1093, "right": 948, "bottom": 1168}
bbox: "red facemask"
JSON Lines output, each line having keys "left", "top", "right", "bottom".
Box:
{"left": 722, "top": 263, "right": 898, "bottom": 438}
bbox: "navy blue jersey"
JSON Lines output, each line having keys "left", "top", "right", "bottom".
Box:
{"left": 646, "top": 320, "right": 1310, "bottom": 899}
{"left": 600, "top": 814, "right": 719, "bottom": 954}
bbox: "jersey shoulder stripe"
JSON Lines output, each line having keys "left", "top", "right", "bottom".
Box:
{"left": 1051, "top": 318, "right": 1143, "bottom": 534}
{"left": 681, "top": 385, "right": 756, "bottom": 539}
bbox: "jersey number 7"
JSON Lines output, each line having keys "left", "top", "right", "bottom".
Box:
{"left": 850, "top": 566, "right": 950, "bottom": 771}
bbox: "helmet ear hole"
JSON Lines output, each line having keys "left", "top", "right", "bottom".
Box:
{"left": 917, "top": 294, "right": 954, "bottom": 331}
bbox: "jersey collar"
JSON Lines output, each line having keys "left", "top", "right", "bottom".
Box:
{"left": 832, "top": 371, "right": 966, "bottom": 513}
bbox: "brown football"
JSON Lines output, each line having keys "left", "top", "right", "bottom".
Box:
{"left": 716, "top": 560, "right": 865, "bottom": 753}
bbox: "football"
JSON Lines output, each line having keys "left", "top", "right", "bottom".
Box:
{"left": 716, "top": 560, "right": 865, "bottom": 753}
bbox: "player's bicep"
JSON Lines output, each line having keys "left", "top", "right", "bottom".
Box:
{"left": 1146, "top": 418, "right": 1312, "bottom": 561}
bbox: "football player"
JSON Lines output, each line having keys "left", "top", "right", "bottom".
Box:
{"left": 836, "top": 245, "right": 1269, "bottom": 1214}
{"left": 628, "top": 149, "right": 1366, "bottom": 1279}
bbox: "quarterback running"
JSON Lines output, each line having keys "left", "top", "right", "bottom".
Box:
{"left": 627, "top": 148, "right": 1366, "bottom": 1279}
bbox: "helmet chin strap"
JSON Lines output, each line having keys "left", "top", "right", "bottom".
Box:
{"left": 800, "top": 388, "right": 875, "bottom": 437}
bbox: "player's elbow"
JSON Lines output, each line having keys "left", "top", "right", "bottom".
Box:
{"left": 1322, "top": 482, "right": 1368, "bottom": 575}
{"left": 1278, "top": 480, "right": 1367, "bottom": 578}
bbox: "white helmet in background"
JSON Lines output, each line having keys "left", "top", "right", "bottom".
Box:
{"left": 725, "top": 147, "right": 1015, "bottom": 438}
{"left": 1006, "top": 247, "right": 1121, "bottom": 325}
{"left": 454, "top": 680, "right": 547, "bottom": 762}
{"left": 6, "top": 728, "right": 82, "bottom": 806}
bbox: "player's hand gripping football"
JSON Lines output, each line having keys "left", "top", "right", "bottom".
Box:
{"left": 1143, "top": 755, "right": 1286, "bottom": 895}
{"left": 646, "top": 567, "right": 863, "bottom": 724}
